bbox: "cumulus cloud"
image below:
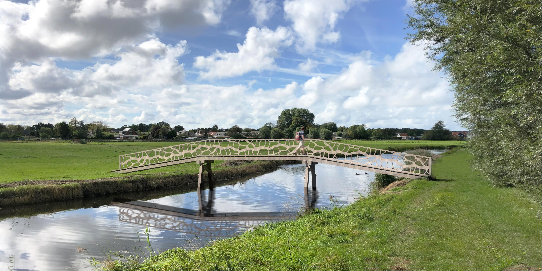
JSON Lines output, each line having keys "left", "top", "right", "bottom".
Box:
{"left": 250, "top": 0, "right": 277, "bottom": 25}
{"left": 0, "top": 0, "right": 227, "bottom": 101}
{"left": 284, "top": 0, "right": 366, "bottom": 52}
{"left": 8, "top": 39, "right": 187, "bottom": 97}
{"left": 1, "top": 0, "right": 227, "bottom": 60}
{"left": 194, "top": 26, "right": 293, "bottom": 79}
{"left": 0, "top": 40, "right": 457, "bottom": 130}
{"left": 2, "top": 38, "right": 187, "bottom": 125}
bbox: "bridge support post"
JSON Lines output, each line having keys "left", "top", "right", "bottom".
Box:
{"left": 304, "top": 161, "right": 317, "bottom": 190}
{"left": 197, "top": 160, "right": 214, "bottom": 190}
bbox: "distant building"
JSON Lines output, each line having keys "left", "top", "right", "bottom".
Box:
{"left": 397, "top": 133, "right": 409, "bottom": 140}
{"left": 120, "top": 128, "right": 139, "bottom": 139}
{"left": 451, "top": 131, "right": 468, "bottom": 140}
{"left": 215, "top": 132, "right": 228, "bottom": 138}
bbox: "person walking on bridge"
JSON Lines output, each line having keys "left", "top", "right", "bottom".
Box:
{"left": 293, "top": 126, "right": 306, "bottom": 155}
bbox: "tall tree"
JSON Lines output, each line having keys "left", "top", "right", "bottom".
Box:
{"left": 422, "top": 121, "right": 452, "bottom": 140}
{"left": 259, "top": 125, "right": 271, "bottom": 139}
{"left": 227, "top": 125, "right": 244, "bottom": 139}
{"left": 320, "top": 122, "right": 338, "bottom": 132}
{"left": 277, "top": 108, "right": 315, "bottom": 130}
{"left": 408, "top": 0, "right": 542, "bottom": 188}
{"left": 54, "top": 122, "right": 71, "bottom": 139}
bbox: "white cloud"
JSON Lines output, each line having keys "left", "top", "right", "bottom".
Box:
{"left": 194, "top": 26, "right": 293, "bottom": 79}
{"left": 91, "top": 39, "right": 187, "bottom": 89}
{"left": 0, "top": 41, "right": 458, "bottom": 130}
{"left": 297, "top": 58, "right": 319, "bottom": 72}
{"left": 250, "top": 0, "right": 277, "bottom": 25}
{"left": 283, "top": 0, "right": 365, "bottom": 52}
{"left": 8, "top": 39, "right": 187, "bottom": 98}
{"left": 226, "top": 30, "right": 242, "bottom": 37}
{"left": 0, "top": 0, "right": 228, "bottom": 100}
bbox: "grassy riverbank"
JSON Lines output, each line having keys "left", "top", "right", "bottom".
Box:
{"left": 0, "top": 140, "right": 463, "bottom": 184}
{"left": 106, "top": 148, "right": 542, "bottom": 270}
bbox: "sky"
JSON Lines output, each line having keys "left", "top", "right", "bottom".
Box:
{"left": 0, "top": 0, "right": 463, "bottom": 130}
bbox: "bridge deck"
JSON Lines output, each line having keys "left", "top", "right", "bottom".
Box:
{"left": 115, "top": 155, "right": 427, "bottom": 179}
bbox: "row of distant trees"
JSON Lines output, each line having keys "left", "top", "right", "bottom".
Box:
{"left": 0, "top": 118, "right": 183, "bottom": 140}
{"left": 0, "top": 108, "right": 457, "bottom": 141}
{"left": 0, "top": 118, "right": 106, "bottom": 140}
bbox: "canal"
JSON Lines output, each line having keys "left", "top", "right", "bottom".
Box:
{"left": 0, "top": 157, "right": 406, "bottom": 270}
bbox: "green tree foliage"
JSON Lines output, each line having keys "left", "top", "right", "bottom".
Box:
{"left": 284, "top": 127, "right": 295, "bottom": 139}
{"left": 39, "top": 127, "right": 53, "bottom": 139}
{"left": 54, "top": 122, "right": 71, "bottom": 139}
{"left": 344, "top": 125, "right": 370, "bottom": 140}
{"left": 422, "top": 121, "right": 453, "bottom": 140}
{"left": 138, "top": 123, "right": 151, "bottom": 132}
{"left": 320, "top": 122, "right": 338, "bottom": 132}
{"left": 173, "top": 125, "right": 184, "bottom": 132}
{"left": 31, "top": 122, "right": 54, "bottom": 137}
{"left": 408, "top": 0, "right": 542, "bottom": 188}
{"left": 277, "top": 108, "right": 315, "bottom": 130}
{"left": 87, "top": 121, "right": 110, "bottom": 139}
{"left": 308, "top": 126, "right": 320, "bottom": 139}
{"left": 270, "top": 128, "right": 283, "bottom": 139}
{"left": 259, "top": 126, "right": 271, "bottom": 139}
{"left": 149, "top": 125, "right": 161, "bottom": 139}
{"left": 211, "top": 125, "right": 219, "bottom": 132}
{"left": 319, "top": 128, "right": 333, "bottom": 140}
{"left": 68, "top": 118, "right": 88, "bottom": 139}
{"left": 227, "top": 125, "right": 245, "bottom": 139}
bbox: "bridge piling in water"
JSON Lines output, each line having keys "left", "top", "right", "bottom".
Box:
{"left": 304, "top": 161, "right": 317, "bottom": 189}
{"left": 198, "top": 160, "right": 214, "bottom": 192}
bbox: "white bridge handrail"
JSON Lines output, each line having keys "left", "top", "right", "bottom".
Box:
{"left": 118, "top": 139, "right": 431, "bottom": 176}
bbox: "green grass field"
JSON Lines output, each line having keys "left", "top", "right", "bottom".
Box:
{"left": 0, "top": 141, "right": 204, "bottom": 184}
{"left": 339, "top": 139, "right": 466, "bottom": 151}
{"left": 0, "top": 140, "right": 465, "bottom": 184}
{"left": 104, "top": 148, "right": 542, "bottom": 270}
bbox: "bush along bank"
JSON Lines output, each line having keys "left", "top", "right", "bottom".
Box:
{"left": 0, "top": 161, "right": 295, "bottom": 207}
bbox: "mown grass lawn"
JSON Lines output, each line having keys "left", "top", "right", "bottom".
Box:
{"left": 0, "top": 140, "right": 463, "bottom": 184}
{"left": 105, "top": 148, "right": 542, "bottom": 270}
{"left": 339, "top": 139, "right": 466, "bottom": 151}
{"left": 0, "top": 141, "right": 204, "bottom": 184}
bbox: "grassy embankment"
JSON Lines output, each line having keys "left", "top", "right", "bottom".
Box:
{"left": 0, "top": 140, "right": 464, "bottom": 184}
{"left": 106, "top": 148, "right": 542, "bottom": 270}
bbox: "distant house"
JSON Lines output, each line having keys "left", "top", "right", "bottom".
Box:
{"left": 195, "top": 130, "right": 207, "bottom": 137}
{"left": 120, "top": 128, "right": 139, "bottom": 139}
{"left": 452, "top": 131, "right": 468, "bottom": 140}
{"left": 397, "top": 133, "right": 409, "bottom": 140}
{"left": 208, "top": 131, "right": 218, "bottom": 137}
{"left": 215, "top": 132, "right": 228, "bottom": 138}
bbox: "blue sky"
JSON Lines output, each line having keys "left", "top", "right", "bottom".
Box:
{"left": 0, "top": 0, "right": 463, "bottom": 130}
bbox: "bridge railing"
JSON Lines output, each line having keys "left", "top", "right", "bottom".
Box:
{"left": 118, "top": 139, "right": 431, "bottom": 176}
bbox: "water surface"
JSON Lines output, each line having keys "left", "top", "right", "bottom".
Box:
{"left": 0, "top": 162, "right": 377, "bottom": 270}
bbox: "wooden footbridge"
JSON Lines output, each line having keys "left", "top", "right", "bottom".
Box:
{"left": 116, "top": 139, "right": 432, "bottom": 188}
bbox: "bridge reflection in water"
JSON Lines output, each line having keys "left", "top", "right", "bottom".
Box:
{"left": 113, "top": 178, "right": 318, "bottom": 239}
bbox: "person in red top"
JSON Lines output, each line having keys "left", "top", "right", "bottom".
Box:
{"left": 293, "top": 126, "right": 306, "bottom": 155}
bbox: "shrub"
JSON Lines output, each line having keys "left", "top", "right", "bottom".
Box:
{"left": 373, "top": 173, "right": 397, "bottom": 190}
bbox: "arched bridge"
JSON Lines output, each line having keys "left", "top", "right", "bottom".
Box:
{"left": 116, "top": 139, "right": 432, "bottom": 187}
